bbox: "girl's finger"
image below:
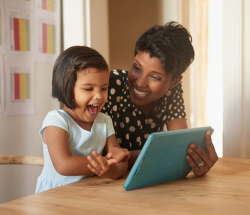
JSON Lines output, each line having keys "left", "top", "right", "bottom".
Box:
{"left": 92, "top": 151, "right": 109, "bottom": 169}
{"left": 106, "top": 152, "right": 113, "bottom": 160}
{"left": 87, "top": 164, "right": 100, "bottom": 175}
{"left": 87, "top": 155, "right": 103, "bottom": 171}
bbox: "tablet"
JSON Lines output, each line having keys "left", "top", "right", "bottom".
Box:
{"left": 123, "top": 126, "right": 214, "bottom": 191}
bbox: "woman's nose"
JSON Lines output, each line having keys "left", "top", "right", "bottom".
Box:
{"left": 136, "top": 75, "right": 147, "bottom": 88}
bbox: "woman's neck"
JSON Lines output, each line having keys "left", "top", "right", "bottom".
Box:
{"left": 138, "top": 103, "right": 153, "bottom": 118}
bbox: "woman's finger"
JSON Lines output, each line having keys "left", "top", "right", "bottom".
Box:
{"left": 204, "top": 131, "right": 218, "bottom": 162}
{"left": 185, "top": 155, "right": 208, "bottom": 177}
{"left": 107, "top": 158, "right": 118, "bottom": 166}
{"left": 188, "top": 143, "right": 213, "bottom": 168}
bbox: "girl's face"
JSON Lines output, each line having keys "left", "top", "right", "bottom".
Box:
{"left": 128, "top": 51, "right": 182, "bottom": 113}
{"left": 71, "top": 68, "right": 109, "bottom": 123}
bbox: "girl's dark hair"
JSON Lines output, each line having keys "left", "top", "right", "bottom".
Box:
{"left": 135, "top": 21, "right": 195, "bottom": 80}
{"left": 52, "top": 46, "right": 109, "bottom": 109}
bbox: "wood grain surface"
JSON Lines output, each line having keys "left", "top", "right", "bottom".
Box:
{"left": 0, "top": 157, "right": 249, "bottom": 215}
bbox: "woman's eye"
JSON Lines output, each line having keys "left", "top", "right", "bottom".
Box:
{"left": 133, "top": 65, "right": 141, "bottom": 72}
{"left": 101, "top": 88, "right": 108, "bottom": 91}
{"left": 84, "top": 88, "right": 92, "bottom": 91}
{"left": 151, "top": 76, "right": 161, "bottom": 81}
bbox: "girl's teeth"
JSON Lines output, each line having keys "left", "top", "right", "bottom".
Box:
{"left": 134, "top": 88, "right": 150, "bottom": 97}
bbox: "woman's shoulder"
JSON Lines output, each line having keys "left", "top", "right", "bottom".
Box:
{"left": 109, "top": 69, "right": 128, "bottom": 81}
{"left": 108, "top": 69, "right": 129, "bottom": 94}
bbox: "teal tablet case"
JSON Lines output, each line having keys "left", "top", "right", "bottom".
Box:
{"left": 123, "top": 126, "right": 214, "bottom": 191}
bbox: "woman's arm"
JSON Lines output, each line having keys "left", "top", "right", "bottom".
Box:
{"left": 167, "top": 118, "right": 188, "bottom": 130}
{"left": 128, "top": 150, "right": 141, "bottom": 170}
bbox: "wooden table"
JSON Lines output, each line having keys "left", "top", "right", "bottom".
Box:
{"left": 0, "top": 157, "right": 250, "bottom": 215}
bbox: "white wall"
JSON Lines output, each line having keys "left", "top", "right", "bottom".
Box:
{"left": 0, "top": 62, "right": 60, "bottom": 203}
{"left": 222, "top": 0, "right": 250, "bottom": 158}
{"left": 0, "top": 0, "right": 110, "bottom": 204}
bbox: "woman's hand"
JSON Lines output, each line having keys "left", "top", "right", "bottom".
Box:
{"left": 107, "top": 147, "right": 130, "bottom": 163}
{"left": 185, "top": 131, "right": 218, "bottom": 176}
{"left": 87, "top": 151, "right": 118, "bottom": 178}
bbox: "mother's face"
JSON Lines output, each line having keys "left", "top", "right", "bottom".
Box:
{"left": 128, "top": 51, "right": 182, "bottom": 109}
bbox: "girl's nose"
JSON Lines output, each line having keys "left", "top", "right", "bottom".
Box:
{"left": 94, "top": 90, "right": 103, "bottom": 100}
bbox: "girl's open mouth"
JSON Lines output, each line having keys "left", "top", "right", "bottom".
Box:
{"left": 87, "top": 104, "right": 100, "bottom": 116}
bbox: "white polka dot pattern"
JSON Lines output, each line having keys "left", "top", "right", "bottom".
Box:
{"left": 101, "top": 70, "right": 186, "bottom": 150}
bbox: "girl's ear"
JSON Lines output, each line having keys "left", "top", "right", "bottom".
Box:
{"left": 169, "top": 75, "right": 183, "bottom": 89}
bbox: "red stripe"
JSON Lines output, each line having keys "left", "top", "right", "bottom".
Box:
{"left": 42, "top": 0, "right": 46, "bottom": 10}
{"left": 13, "top": 18, "right": 20, "bottom": 51}
{"left": 42, "top": 23, "right": 47, "bottom": 53}
{"left": 14, "top": 73, "right": 20, "bottom": 100}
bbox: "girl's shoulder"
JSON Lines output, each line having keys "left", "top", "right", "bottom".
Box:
{"left": 42, "top": 110, "right": 69, "bottom": 130}
{"left": 95, "top": 112, "right": 113, "bottom": 124}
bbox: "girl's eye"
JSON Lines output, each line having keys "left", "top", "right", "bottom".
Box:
{"left": 101, "top": 88, "right": 108, "bottom": 91}
{"left": 84, "top": 88, "right": 92, "bottom": 91}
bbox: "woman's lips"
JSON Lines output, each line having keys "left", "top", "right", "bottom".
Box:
{"left": 134, "top": 87, "right": 150, "bottom": 97}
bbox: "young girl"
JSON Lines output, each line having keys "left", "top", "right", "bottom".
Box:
{"left": 35, "top": 46, "right": 130, "bottom": 193}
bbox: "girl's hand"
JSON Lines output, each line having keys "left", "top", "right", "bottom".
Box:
{"left": 107, "top": 147, "right": 130, "bottom": 163}
{"left": 87, "top": 151, "right": 118, "bottom": 178}
{"left": 185, "top": 131, "right": 218, "bottom": 176}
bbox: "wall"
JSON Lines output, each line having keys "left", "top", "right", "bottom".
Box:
{"left": 222, "top": 0, "right": 250, "bottom": 158}
{"left": 0, "top": 62, "right": 60, "bottom": 203}
{"left": 108, "top": 0, "right": 163, "bottom": 71}
{"left": 108, "top": 0, "right": 191, "bottom": 127}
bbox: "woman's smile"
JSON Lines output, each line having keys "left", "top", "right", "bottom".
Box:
{"left": 133, "top": 87, "right": 150, "bottom": 98}
{"left": 128, "top": 52, "right": 173, "bottom": 110}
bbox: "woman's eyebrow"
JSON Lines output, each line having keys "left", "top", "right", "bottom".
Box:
{"left": 152, "top": 71, "right": 165, "bottom": 76}
{"left": 134, "top": 59, "right": 142, "bottom": 66}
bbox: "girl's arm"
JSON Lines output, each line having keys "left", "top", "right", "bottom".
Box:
{"left": 87, "top": 151, "right": 128, "bottom": 179}
{"left": 104, "top": 134, "right": 130, "bottom": 162}
{"left": 43, "top": 125, "right": 96, "bottom": 176}
{"left": 44, "top": 125, "right": 127, "bottom": 179}
{"left": 87, "top": 134, "right": 129, "bottom": 179}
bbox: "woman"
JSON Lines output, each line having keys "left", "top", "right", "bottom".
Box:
{"left": 101, "top": 21, "right": 218, "bottom": 176}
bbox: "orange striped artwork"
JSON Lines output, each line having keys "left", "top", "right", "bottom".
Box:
{"left": 12, "top": 18, "right": 30, "bottom": 51}
{"left": 41, "top": 0, "right": 56, "bottom": 12}
{"left": 42, "top": 23, "right": 56, "bottom": 54}
{"left": 13, "top": 73, "right": 30, "bottom": 100}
